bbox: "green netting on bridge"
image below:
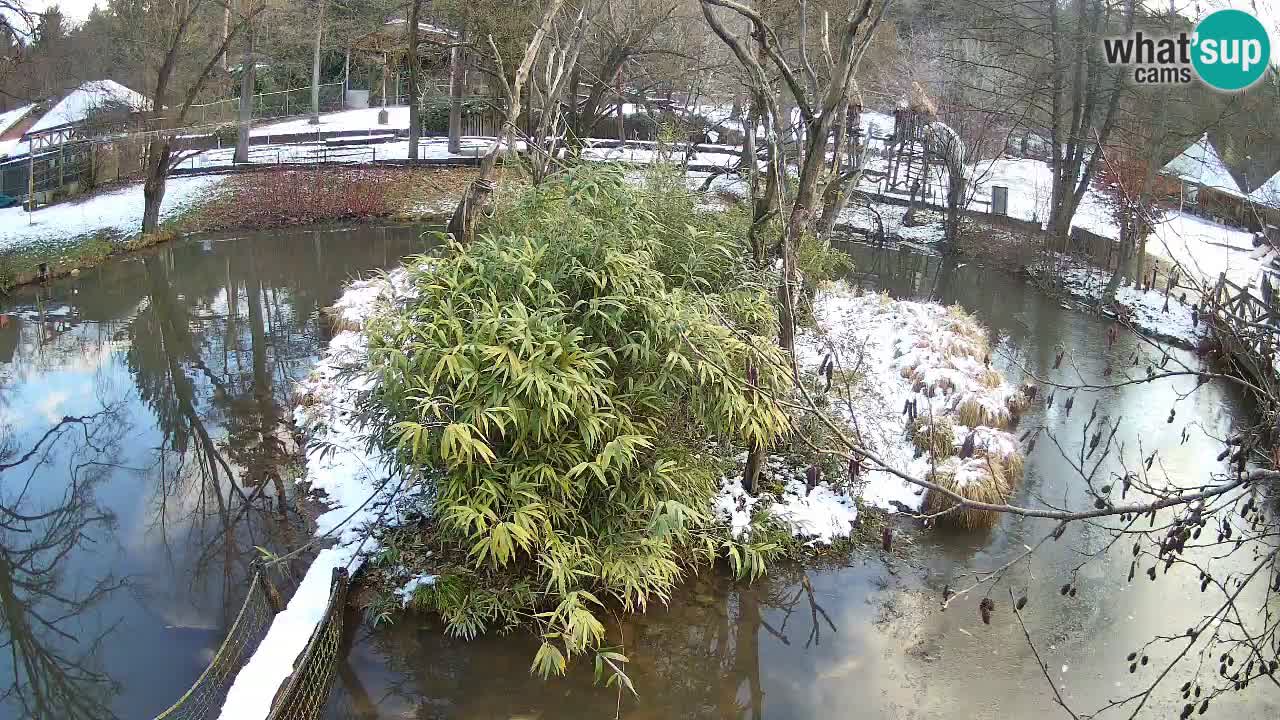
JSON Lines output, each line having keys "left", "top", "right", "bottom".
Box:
{"left": 265, "top": 568, "right": 351, "bottom": 720}
{"left": 150, "top": 564, "right": 350, "bottom": 720}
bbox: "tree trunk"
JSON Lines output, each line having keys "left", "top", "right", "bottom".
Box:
{"left": 447, "top": 26, "right": 466, "bottom": 154}
{"left": 142, "top": 138, "right": 170, "bottom": 234}
{"left": 309, "top": 0, "right": 325, "bottom": 125}
{"left": 744, "top": 442, "right": 764, "bottom": 494}
{"left": 407, "top": 0, "right": 422, "bottom": 159}
{"left": 233, "top": 21, "right": 256, "bottom": 164}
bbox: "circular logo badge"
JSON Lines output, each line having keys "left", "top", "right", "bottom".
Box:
{"left": 1192, "top": 9, "right": 1271, "bottom": 91}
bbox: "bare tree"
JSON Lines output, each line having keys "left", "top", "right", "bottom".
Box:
{"left": 446, "top": 0, "right": 567, "bottom": 244}
{"left": 527, "top": 4, "right": 591, "bottom": 185}
{"left": 120, "top": 0, "right": 262, "bottom": 233}
{"left": 406, "top": 0, "right": 426, "bottom": 159}
{"left": 309, "top": 0, "right": 327, "bottom": 126}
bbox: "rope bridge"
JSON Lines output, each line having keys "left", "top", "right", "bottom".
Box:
{"left": 150, "top": 564, "right": 351, "bottom": 720}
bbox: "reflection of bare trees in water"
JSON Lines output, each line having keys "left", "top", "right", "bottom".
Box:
{"left": 125, "top": 249, "right": 314, "bottom": 632}
{"left": 0, "top": 408, "right": 129, "bottom": 719}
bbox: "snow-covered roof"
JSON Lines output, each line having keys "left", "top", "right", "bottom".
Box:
{"left": 1248, "top": 169, "right": 1280, "bottom": 209}
{"left": 0, "top": 104, "right": 35, "bottom": 136}
{"left": 26, "top": 80, "right": 149, "bottom": 135}
{"left": 1160, "top": 132, "right": 1244, "bottom": 198}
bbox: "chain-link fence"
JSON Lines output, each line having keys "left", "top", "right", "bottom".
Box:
{"left": 264, "top": 568, "right": 351, "bottom": 720}
{"left": 0, "top": 142, "right": 94, "bottom": 209}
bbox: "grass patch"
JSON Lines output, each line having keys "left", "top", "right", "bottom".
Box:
{"left": 908, "top": 415, "right": 956, "bottom": 457}
{"left": 0, "top": 226, "right": 181, "bottom": 293}
{"left": 922, "top": 457, "right": 1011, "bottom": 529}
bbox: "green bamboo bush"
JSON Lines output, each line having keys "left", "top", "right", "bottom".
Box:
{"left": 365, "top": 165, "right": 792, "bottom": 677}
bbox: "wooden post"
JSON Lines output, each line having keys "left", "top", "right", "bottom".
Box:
{"left": 27, "top": 150, "right": 34, "bottom": 221}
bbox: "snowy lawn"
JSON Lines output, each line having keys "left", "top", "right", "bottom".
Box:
{"left": 0, "top": 175, "right": 225, "bottom": 254}
{"left": 251, "top": 106, "right": 411, "bottom": 136}
{"left": 1148, "top": 212, "right": 1261, "bottom": 288}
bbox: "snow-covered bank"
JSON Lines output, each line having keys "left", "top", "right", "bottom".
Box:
{"left": 1036, "top": 261, "right": 1206, "bottom": 348}
{"left": 714, "top": 283, "right": 1028, "bottom": 538}
{"left": 217, "top": 272, "right": 416, "bottom": 720}
{"left": 798, "top": 286, "right": 1025, "bottom": 520}
{"left": 836, "top": 199, "right": 947, "bottom": 244}
{"left": 716, "top": 455, "right": 860, "bottom": 545}
{"left": 0, "top": 175, "right": 224, "bottom": 253}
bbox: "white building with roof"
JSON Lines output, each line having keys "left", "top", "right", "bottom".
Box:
{"left": 0, "top": 80, "right": 150, "bottom": 205}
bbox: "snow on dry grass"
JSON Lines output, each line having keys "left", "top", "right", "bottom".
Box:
{"left": 799, "top": 283, "right": 1026, "bottom": 528}
{"left": 713, "top": 282, "right": 1028, "bottom": 537}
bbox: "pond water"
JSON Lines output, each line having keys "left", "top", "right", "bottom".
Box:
{"left": 322, "top": 242, "right": 1278, "bottom": 719}
{"left": 0, "top": 225, "right": 431, "bottom": 720}
{"left": 2, "top": 231, "right": 1275, "bottom": 720}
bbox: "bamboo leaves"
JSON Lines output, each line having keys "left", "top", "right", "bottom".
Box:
{"left": 366, "top": 165, "right": 793, "bottom": 676}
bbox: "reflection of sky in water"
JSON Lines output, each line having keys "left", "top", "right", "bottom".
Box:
{"left": 0, "top": 226, "right": 427, "bottom": 719}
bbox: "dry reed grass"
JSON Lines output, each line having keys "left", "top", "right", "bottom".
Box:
{"left": 909, "top": 416, "right": 956, "bottom": 456}
{"left": 923, "top": 457, "right": 1011, "bottom": 529}
{"left": 323, "top": 305, "right": 363, "bottom": 333}
{"left": 956, "top": 397, "right": 1012, "bottom": 429}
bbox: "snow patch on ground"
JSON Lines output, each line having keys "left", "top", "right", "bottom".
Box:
{"left": 395, "top": 573, "right": 439, "bottom": 607}
{"left": 217, "top": 270, "right": 418, "bottom": 720}
{"left": 837, "top": 200, "right": 946, "bottom": 244}
{"left": 715, "top": 456, "right": 860, "bottom": 545}
{"left": 252, "top": 107, "right": 412, "bottom": 136}
{"left": 1147, "top": 212, "right": 1260, "bottom": 288}
{"left": 0, "top": 175, "right": 224, "bottom": 253}
{"left": 1052, "top": 263, "right": 1205, "bottom": 347}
